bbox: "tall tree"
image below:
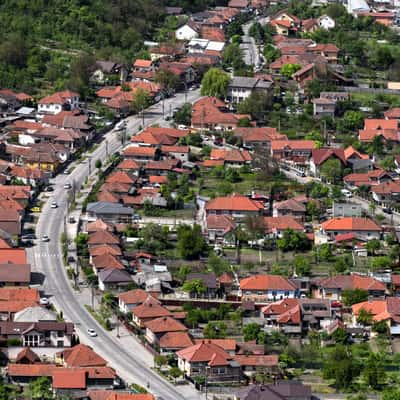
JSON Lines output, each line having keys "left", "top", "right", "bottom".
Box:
{"left": 201, "top": 68, "right": 230, "bottom": 99}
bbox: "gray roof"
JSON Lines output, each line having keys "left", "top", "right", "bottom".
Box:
{"left": 98, "top": 268, "right": 132, "bottom": 283}
{"left": 87, "top": 202, "right": 133, "bottom": 215}
{"left": 14, "top": 306, "right": 57, "bottom": 322}
{"left": 229, "top": 77, "right": 273, "bottom": 90}
{"left": 186, "top": 272, "right": 217, "bottom": 289}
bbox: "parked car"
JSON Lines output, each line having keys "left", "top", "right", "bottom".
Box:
{"left": 87, "top": 328, "right": 97, "bottom": 337}
{"left": 30, "top": 206, "right": 41, "bottom": 213}
{"left": 41, "top": 235, "right": 50, "bottom": 242}
{"left": 63, "top": 183, "right": 72, "bottom": 189}
{"left": 51, "top": 201, "right": 58, "bottom": 208}
{"left": 39, "top": 297, "right": 49, "bottom": 306}
{"left": 45, "top": 186, "right": 54, "bottom": 192}
{"left": 382, "top": 208, "right": 393, "bottom": 214}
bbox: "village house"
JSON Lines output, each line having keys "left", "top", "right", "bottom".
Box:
{"left": 97, "top": 268, "right": 132, "bottom": 291}
{"left": 272, "top": 198, "right": 306, "bottom": 221}
{"left": 270, "top": 11, "right": 301, "bottom": 36}
{"left": 344, "top": 169, "right": 392, "bottom": 189}
{"left": 0, "top": 263, "right": 31, "bottom": 286}
{"left": 144, "top": 316, "right": 187, "bottom": 345}
{"left": 131, "top": 297, "right": 171, "bottom": 328}
{"left": 205, "top": 215, "right": 236, "bottom": 244}
{"left": 270, "top": 140, "right": 316, "bottom": 165}
{"left": 226, "top": 77, "right": 273, "bottom": 104}
{"left": 370, "top": 180, "right": 400, "bottom": 206}
{"left": 358, "top": 118, "right": 400, "bottom": 144}
{"left": 233, "top": 127, "right": 287, "bottom": 150}
{"left": 118, "top": 289, "right": 156, "bottom": 314}
{"left": 263, "top": 216, "right": 305, "bottom": 239}
{"left": 186, "top": 272, "right": 219, "bottom": 298}
{"left": 86, "top": 202, "right": 133, "bottom": 224}
{"left": 175, "top": 21, "right": 200, "bottom": 41}
{"left": 0, "top": 321, "right": 74, "bottom": 347}
{"left": 240, "top": 274, "right": 297, "bottom": 301}
{"left": 313, "top": 274, "right": 387, "bottom": 301}
{"left": 38, "top": 91, "right": 80, "bottom": 115}
{"left": 205, "top": 194, "right": 265, "bottom": 220}
{"left": 159, "top": 331, "right": 194, "bottom": 354}
{"left": 177, "top": 341, "right": 242, "bottom": 383}
{"left": 320, "top": 217, "right": 382, "bottom": 241}
{"left": 91, "top": 60, "right": 125, "bottom": 84}
{"left": 312, "top": 97, "right": 336, "bottom": 118}
{"left": 209, "top": 148, "right": 252, "bottom": 167}
{"left": 352, "top": 297, "right": 400, "bottom": 335}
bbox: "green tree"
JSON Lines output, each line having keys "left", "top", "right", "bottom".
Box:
{"left": 277, "top": 230, "right": 311, "bottom": 252}
{"left": 356, "top": 308, "right": 373, "bottom": 326}
{"left": 28, "top": 377, "right": 52, "bottom": 399}
{"left": 342, "top": 289, "right": 368, "bottom": 306}
{"left": 155, "top": 68, "right": 179, "bottom": 92}
{"left": 323, "top": 345, "right": 361, "bottom": 389}
{"left": 371, "top": 255, "right": 391, "bottom": 271}
{"left": 204, "top": 321, "right": 227, "bottom": 339}
{"left": 95, "top": 159, "right": 102, "bottom": 170}
{"left": 339, "top": 110, "right": 364, "bottom": 132}
{"left": 383, "top": 388, "right": 400, "bottom": 400}
{"left": 169, "top": 366, "right": 182, "bottom": 382}
{"left": 131, "top": 88, "right": 151, "bottom": 115}
{"left": 177, "top": 224, "right": 207, "bottom": 260}
{"left": 293, "top": 255, "right": 311, "bottom": 276}
{"left": 182, "top": 279, "right": 206, "bottom": 296}
{"left": 173, "top": 103, "right": 192, "bottom": 126}
{"left": 243, "top": 323, "right": 261, "bottom": 342}
{"left": 201, "top": 68, "right": 230, "bottom": 98}
{"left": 366, "top": 238, "right": 380, "bottom": 256}
{"left": 320, "top": 158, "right": 343, "bottom": 184}
{"left": 332, "top": 328, "right": 349, "bottom": 344}
{"left": 280, "top": 63, "right": 301, "bottom": 78}
{"left": 67, "top": 53, "right": 96, "bottom": 96}
{"left": 154, "top": 354, "right": 168, "bottom": 368}
{"left": 363, "top": 353, "right": 386, "bottom": 389}
{"left": 334, "top": 254, "right": 353, "bottom": 273}
{"left": 207, "top": 253, "right": 230, "bottom": 276}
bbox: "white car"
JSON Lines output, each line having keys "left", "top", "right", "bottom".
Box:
{"left": 41, "top": 235, "right": 50, "bottom": 242}
{"left": 39, "top": 297, "right": 49, "bottom": 305}
{"left": 87, "top": 328, "right": 97, "bottom": 337}
{"left": 51, "top": 202, "right": 58, "bottom": 208}
{"left": 63, "top": 183, "right": 72, "bottom": 189}
{"left": 177, "top": 124, "right": 187, "bottom": 130}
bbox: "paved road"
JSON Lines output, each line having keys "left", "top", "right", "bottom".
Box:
{"left": 241, "top": 23, "right": 260, "bottom": 68}
{"left": 27, "top": 89, "right": 203, "bottom": 400}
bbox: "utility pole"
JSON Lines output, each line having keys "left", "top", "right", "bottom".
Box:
{"left": 184, "top": 80, "right": 188, "bottom": 103}
{"left": 105, "top": 140, "right": 109, "bottom": 157}
{"left": 88, "top": 156, "right": 92, "bottom": 175}
{"left": 162, "top": 93, "right": 165, "bottom": 117}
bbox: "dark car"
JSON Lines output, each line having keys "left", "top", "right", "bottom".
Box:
{"left": 382, "top": 208, "right": 393, "bottom": 214}
{"left": 45, "top": 186, "right": 54, "bottom": 192}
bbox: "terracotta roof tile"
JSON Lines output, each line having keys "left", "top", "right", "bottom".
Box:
{"left": 263, "top": 216, "right": 304, "bottom": 232}
{"left": 321, "top": 217, "right": 381, "bottom": 232}
{"left": 118, "top": 289, "right": 153, "bottom": 305}
{"left": 159, "top": 331, "right": 193, "bottom": 350}
{"left": 177, "top": 341, "right": 232, "bottom": 364}
{"left": 144, "top": 316, "right": 187, "bottom": 333}
{"left": 88, "top": 231, "right": 120, "bottom": 246}
{"left": 0, "top": 248, "right": 27, "bottom": 264}
{"left": 60, "top": 344, "right": 107, "bottom": 367}
{"left": 240, "top": 274, "right": 295, "bottom": 291}
{"left": 233, "top": 354, "right": 279, "bottom": 367}
{"left": 206, "top": 194, "right": 264, "bottom": 212}
{"left": 317, "top": 274, "right": 386, "bottom": 292}
{"left": 52, "top": 368, "right": 86, "bottom": 389}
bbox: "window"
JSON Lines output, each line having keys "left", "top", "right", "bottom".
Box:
{"left": 57, "top": 331, "right": 64, "bottom": 338}
{"left": 284, "top": 291, "right": 289, "bottom": 297}
{"left": 57, "top": 340, "right": 64, "bottom": 348}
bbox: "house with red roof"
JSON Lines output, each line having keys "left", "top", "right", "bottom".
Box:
{"left": 176, "top": 340, "right": 242, "bottom": 382}
{"left": 358, "top": 118, "right": 399, "bottom": 143}
{"left": 233, "top": 127, "right": 287, "bottom": 150}
{"left": 206, "top": 215, "right": 236, "bottom": 244}
{"left": 234, "top": 354, "right": 279, "bottom": 377}
{"left": 191, "top": 97, "right": 251, "bottom": 131}
{"left": 159, "top": 331, "right": 194, "bottom": 354}
{"left": 131, "top": 297, "right": 171, "bottom": 328}
{"left": 131, "top": 59, "right": 156, "bottom": 81}
{"left": 118, "top": 289, "right": 157, "bottom": 314}
{"left": 263, "top": 216, "right": 304, "bottom": 238}
{"left": 209, "top": 148, "right": 252, "bottom": 167}
{"left": 240, "top": 274, "right": 296, "bottom": 301}
{"left": 144, "top": 316, "right": 187, "bottom": 345}
{"left": 309, "top": 147, "right": 346, "bottom": 178}
{"left": 344, "top": 169, "right": 392, "bottom": 188}
{"left": 313, "top": 273, "right": 386, "bottom": 301}
{"left": 270, "top": 140, "right": 316, "bottom": 165}
{"left": 272, "top": 198, "right": 306, "bottom": 221}
{"left": 371, "top": 180, "right": 400, "bottom": 206}
{"left": 123, "top": 146, "right": 157, "bottom": 162}
{"left": 38, "top": 90, "right": 79, "bottom": 115}
{"left": 205, "top": 194, "right": 265, "bottom": 220}
{"left": 321, "top": 217, "right": 382, "bottom": 241}
{"left": 269, "top": 11, "right": 301, "bottom": 36}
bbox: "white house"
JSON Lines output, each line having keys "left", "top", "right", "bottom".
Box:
{"left": 317, "top": 15, "right": 335, "bottom": 30}
{"left": 321, "top": 217, "right": 382, "bottom": 241}
{"left": 38, "top": 90, "right": 80, "bottom": 115}
{"left": 175, "top": 21, "right": 199, "bottom": 41}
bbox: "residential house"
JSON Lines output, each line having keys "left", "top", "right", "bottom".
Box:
{"left": 313, "top": 274, "right": 386, "bottom": 300}
{"left": 371, "top": 180, "right": 400, "bottom": 206}
{"left": 320, "top": 91, "right": 349, "bottom": 102}
{"left": 158, "top": 62, "right": 196, "bottom": 87}
{"left": 91, "top": 61, "right": 124, "bottom": 84}
{"left": 320, "top": 217, "right": 382, "bottom": 241}
{"left": 344, "top": 145, "right": 372, "bottom": 172}
{"left": 317, "top": 14, "right": 335, "bottom": 29}
{"left": 177, "top": 341, "right": 242, "bottom": 383}
{"left": 358, "top": 118, "right": 399, "bottom": 144}
{"left": 356, "top": 11, "right": 395, "bottom": 26}
{"left": 175, "top": 21, "right": 200, "bottom": 41}
{"left": 38, "top": 91, "right": 79, "bottom": 115}
{"left": 86, "top": 202, "right": 133, "bottom": 224}
{"left": 240, "top": 274, "right": 297, "bottom": 301}
{"left": 270, "top": 11, "right": 301, "bottom": 36}
{"left": 312, "top": 97, "right": 336, "bottom": 118}
{"left": 14, "top": 306, "right": 57, "bottom": 322}
{"left": 98, "top": 268, "right": 132, "bottom": 291}
{"left": 228, "top": 0, "right": 249, "bottom": 9}
{"left": 131, "top": 59, "right": 156, "bottom": 81}
{"left": 233, "top": 355, "right": 279, "bottom": 378}
{"left": 309, "top": 148, "right": 346, "bottom": 178}
{"left": 384, "top": 107, "right": 400, "bottom": 120}
{"left": 131, "top": 297, "right": 171, "bottom": 328}
{"left": 57, "top": 344, "right": 107, "bottom": 368}
{"left": 186, "top": 273, "right": 218, "bottom": 298}
{"left": 144, "top": 316, "right": 187, "bottom": 345}
{"left": 205, "top": 194, "right": 265, "bottom": 220}
{"left": 159, "top": 331, "right": 194, "bottom": 354}
{"left": 118, "top": 289, "right": 156, "bottom": 314}
{"left": 191, "top": 97, "right": 251, "bottom": 131}
{"left": 226, "top": 77, "right": 273, "bottom": 104}
{"left": 149, "top": 43, "right": 185, "bottom": 61}
{"left": 307, "top": 44, "right": 340, "bottom": 63}
{"left": 272, "top": 199, "right": 306, "bottom": 221}
{"left": 292, "top": 63, "right": 316, "bottom": 89}
{"left": 123, "top": 146, "right": 157, "bottom": 162}
{"left": 234, "top": 381, "right": 315, "bottom": 400}
{"left": 270, "top": 140, "right": 316, "bottom": 165}
{"left": 0, "top": 210, "right": 22, "bottom": 236}
{"left": 344, "top": 169, "right": 392, "bottom": 189}
{"left": 233, "top": 127, "right": 287, "bottom": 150}
{"left": 352, "top": 297, "right": 400, "bottom": 335}
{"left": 161, "top": 146, "right": 190, "bottom": 162}
{"left": 0, "top": 321, "right": 74, "bottom": 347}
{"left": 263, "top": 216, "right": 305, "bottom": 239}
{"left": 209, "top": 149, "right": 252, "bottom": 167}
{"left": 0, "top": 263, "right": 30, "bottom": 286}
{"left": 206, "top": 215, "right": 236, "bottom": 244}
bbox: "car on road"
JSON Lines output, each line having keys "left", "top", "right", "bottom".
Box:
{"left": 177, "top": 124, "right": 187, "bottom": 130}
{"left": 45, "top": 186, "right": 54, "bottom": 192}
{"left": 30, "top": 206, "right": 41, "bottom": 213}
{"left": 50, "top": 201, "right": 58, "bottom": 208}
{"left": 68, "top": 216, "right": 76, "bottom": 223}
{"left": 41, "top": 235, "right": 50, "bottom": 242}
{"left": 133, "top": 214, "right": 141, "bottom": 221}
{"left": 382, "top": 208, "right": 393, "bottom": 214}
{"left": 21, "top": 234, "right": 36, "bottom": 241}
{"left": 87, "top": 328, "right": 97, "bottom": 337}
{"left": 63, "top": 183, "right": 72, "bottom": 189}
{"left": 63, "top": 169, "right": 70, "bottom": 174}
{"left": 39, "top": 297, "right": 49, "bottom": 306}
{"left": 296, "top": 171, "right": 306, "bottom": 177}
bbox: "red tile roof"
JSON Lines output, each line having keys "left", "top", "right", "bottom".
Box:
{"left": 60, "top": 344, "right": 107, "bottom": 367}
{"left": 92, "top": 253, "right": 124, "bottom": 270}
{"left": 271, "top": 140, "right": 316, "bottom": 151}
{"left": 88, "top": 230, "right": 120, "bottom": 246}
{"left": 131, "top": 298, "right": 171, "bottom": 319}
{"left": 206, "top": 215, "right": 236, "bottom": 232}
{"left": 321, "top": 217, "right": 381, "bottom": 232}
{"left": 117, "top": 159, "right": 140, "bottom": 170}
{"left": 89, "top": 245, "right": 122, "bottom": 257}
{"left": 359, "top": 129, "right": 399, "bottom": 142}
{"left": 233, "top": 354, "right": 279, "bottom": 367}
{"left": 52, "top": 368, "right": 86, "bottom": 389}
{"left": 194, "top": 338, "right": 236, "bottom": 351}
{"left": 352, "top": 300, "right": 393, "bottom": 322}
{"left": 206, "top": 194, "right": 264, "bottom": 212}
{"left": 263, "top": 216, "right": 304, "bottom": 232}
{"left": 133, "top": 59, "right": 153, "bottom": 68}
{"left": 176, "top": 341, "right": 232, "bottom": 365}
{"left": 384, "top": 108, "right": 400, "bottom": 119}
{"left": 160, "top": 331, "right": 193, "bottom": 350}
{"left": 0, "top": 287, "right": 39, "bottom": 302}
{"left": 0, "top": 249, "right": 27, "bottom": 264}
{"left": 118, "top": 289, "right": 155, "bottom": 305}
{"left": 311, "top": 148, "right": 346, "bottom": 166}
{"left": 371, "top": 180, "right": 400, "bottom": 195}
{"left": 210, "top": 149, "right": 252, "bottom": 163}
{"left": 123, "top": 146, "right": 156, "bottom": 158}
{"left": 240, "top": 274, "right": 296, "bottom": 291}
{"left": 316, "top": 274, "right": 386, "bottom": 292}
{"left": 106, "top": 171, "right": 135, "bottom": 185}
{"left": 144, "top": 316, "right": 187, "bottom": 333}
